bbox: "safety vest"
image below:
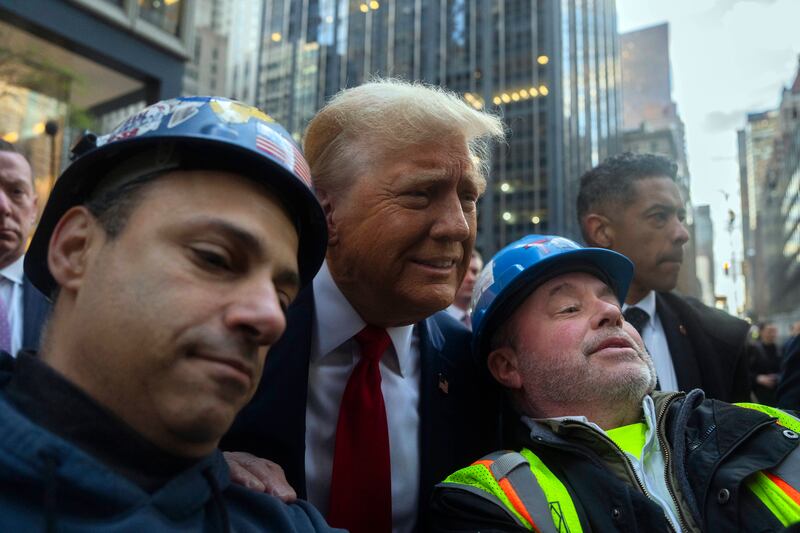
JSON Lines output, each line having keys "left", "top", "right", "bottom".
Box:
{"left": 441, "top": 448, "right": 581, "bottom": 533}
{"left": 736, "top": 403, "right": 800, "bottom": 528}
{"left": 440, "top": 403, "right": 800, "bottom": 532}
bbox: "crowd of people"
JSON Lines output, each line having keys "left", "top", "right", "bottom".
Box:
{"left": 0, "top": 80, "right": 797, "bottom": 532}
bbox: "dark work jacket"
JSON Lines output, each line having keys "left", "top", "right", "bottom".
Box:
{"left": 430, "top": 390, "right": 800, "bottom": 532}
{"left": 222, "top": 286, "right": 502, "bottom": 528}
{"left": 21, "top": 275, "right": 50, "bottom": 352}
{"left": 656, "top": 292, "right": 750, "bottom": 402}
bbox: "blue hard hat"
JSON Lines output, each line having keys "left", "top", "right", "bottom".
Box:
{"left": 26, "top": 96, "right": 327, "bottom": 296}
{"left": 470, "top": 234, "right": 634, "bottom": 359}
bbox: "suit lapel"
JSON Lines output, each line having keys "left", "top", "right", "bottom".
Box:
{"left": 21, "top": 276, "right": 50, "bottom": 352}
{"left": 257, "top": 285, "right": 315, "bottom": 496}
{"left": 656, "top": 293, "right": 702, "bottom": 391}
{"left": 417, "top": 315, "right": 457, "bottom": 520}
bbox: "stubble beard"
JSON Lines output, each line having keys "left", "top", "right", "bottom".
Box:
{"left": 519, "top": 337, "right": 657, "bottom": 417}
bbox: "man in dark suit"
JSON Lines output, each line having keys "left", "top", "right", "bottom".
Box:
{"left": 576, "top": 152, "right": 750, "bottom": 402}
{"left": 777, "top": 334, "right": 800, "bottom": 409}
{"left": 0, "top": 141, "right": 49, "bottom": 355}
{"left": 222, "top": 79, "right": 505, "bottom": 533}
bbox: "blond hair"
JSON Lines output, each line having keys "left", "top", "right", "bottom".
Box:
{"left": 303, "top": 78, "right": 505, "bottom": 195}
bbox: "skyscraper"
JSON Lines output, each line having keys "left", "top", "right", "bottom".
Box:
{"left": 256, "top": 0, "right": 622, "bottom": 252}
{"left": 738, "top": 58, "right": 800, "bottom": 320}
{"left": 619, "top": 22, "right": 698, "bottom": 298}
{"left": 694, "top": 205, "right": 716, "bottom": 307}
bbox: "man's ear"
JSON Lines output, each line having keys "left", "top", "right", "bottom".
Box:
{"left": 316, "top": 188, "right": 338, "bottom": 247}
{"left": 487, "top": 347, "right": 523, "bottom": 390}
{"left": 47, "top": 206, "right": 102, "bottom": 293}
{"left": 583, "top": 213, "right": 615, "bottom": 248}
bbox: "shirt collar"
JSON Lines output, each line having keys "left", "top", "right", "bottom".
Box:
{"left": 521, "top": 395, "right": 656, "bottom": 436}
{"left": 444, "top": 304, "right": 467, "bottom": 321}
{"left": 623, "top": 290, "right": 656, "bottom": 318}
{"left": 311, "top": 261, "right": 415, "bottom": 377}
{"left": 0, "top": 255, "right": 24, "bottom": 286}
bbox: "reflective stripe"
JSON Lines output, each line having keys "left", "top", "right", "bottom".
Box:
{"left": 481, "top": 452, "right": 554, "bottom": 533}
{"left": 445, "top": 459, "right": 535, "bottom": 530}
{"left": 746, "top": 471, "right": 800, "bottom": 527}
{"left": 520, "top": 449, "right": 583, "bottom": 533}
{"left": 499, "top": 477, "right": 538, "bottom": 531}
{"left": 491, "top": 450, "right": 529, "bottom": 479}
{"left": 444, "top": 449, "right": 583, "bottom": 533}
{"left": 736, "top": 403, "right": 800, "bottom": 526}
{"left": 436, "top": 480, "right": 532, "bottom": 530}
{"left": 503, "top": 456, "right": 561, "bottom": 533}
{"left": 766, "top": 471, "right": 800, "bottom": 506}
{"left": 734, "top": 403, "right": 800, "bottom": 433}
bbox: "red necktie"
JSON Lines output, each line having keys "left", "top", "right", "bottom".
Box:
{"left": 328, "top": 325, "right": 393, "bottom": 533}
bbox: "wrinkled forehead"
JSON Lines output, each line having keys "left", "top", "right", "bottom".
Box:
{"left": 0, "top": 151, "right": 33, "bottom": 184}
{"left": 363, "top": 129, "right": 474, "bottom": 165}
{"left": 530, "top": 270, "right": 614, "bottom": 306}
{"left": 631, "top": 175, "right": 683, "bottom": 204}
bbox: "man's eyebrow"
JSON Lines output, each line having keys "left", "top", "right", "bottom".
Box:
{"left": 599, "top": 282, "right": 617, "bottom": 300}
{"left": 547, "top": 279, "right": 616, "bottom": 300}
{"left": 188, "top": 217, "right": 264, "bottom": 256}
{"left": 401, "top": 169, "right": 485, "bottom": 193}
{"left": 400, "top": 170, "right": 451, "bottom": 185}
{"left": 547, "top": 282, "right": 574, "bottom": 298}
{"left": 644, "top": 203, "right": 682, "bottom": 214}
{"left": 0, "top": 174, "right": 33, "bottom": 188}
{"left": 186, "top": 217, "right": 301, "bottom": 290}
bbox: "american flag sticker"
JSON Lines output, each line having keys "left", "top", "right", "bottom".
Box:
{"left": 290, "top": 144, "right": 313, "bottom": 186}
{"left": 255, "top": 133, "right": 287, "bottom": 161}
{"left": 255, "top": 130, "right": 313, "bottom": 187}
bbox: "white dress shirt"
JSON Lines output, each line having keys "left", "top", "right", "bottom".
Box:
{"left": 305, "top": 261, "right": 421, "bottom": 533}
{"left": 0, "top": 256, "right": 25, "bottom": 357}
{"left": 623, "top": 291, "right": 679, "bottom": 392}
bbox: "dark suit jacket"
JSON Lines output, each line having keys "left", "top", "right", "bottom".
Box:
{"left": 21, "top": 275, "right": 50, "bottom": 352}
{"left": 776, "top": 335, "right": 800, "bottom": 410}
{"left": 656, "top": 292, "right": 750, "bottom": 402}
{"left": 222, "top": 286, "right": 501, "bottom": 525}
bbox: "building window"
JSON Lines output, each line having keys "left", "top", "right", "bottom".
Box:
{"left": 139, "top": 0, "right": 183, "bottom": 36}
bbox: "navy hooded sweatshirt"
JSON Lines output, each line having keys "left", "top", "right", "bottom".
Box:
{"left": 0, "top": 353, "right": 341, "bottom": 532}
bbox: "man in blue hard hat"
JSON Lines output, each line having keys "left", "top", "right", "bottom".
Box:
{"left": 430, "top": 234, "right": 800, "bottom": 532}
{"left": 0, "top": 97, "right": 339, "bottom": 531}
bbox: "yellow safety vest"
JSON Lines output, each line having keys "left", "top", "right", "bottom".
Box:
{"left": 440, "top": 404, "right": 800, "bottom": 532}
{"left": 737, "top": 403, "right": 800, "bottom": 527}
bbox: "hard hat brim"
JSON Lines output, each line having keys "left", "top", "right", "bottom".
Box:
{"left": 25, "top": 134, "right": 327, "bottom": 298}
{"left": 472, "top": 246, "right": 633, "bottom": 359}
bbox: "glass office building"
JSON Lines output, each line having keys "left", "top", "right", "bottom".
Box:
{"left": 257, "top": 0, "right": 621, "bottom": 251}
{"left": 0, "top": 0, "right": 191, "bottom": 218}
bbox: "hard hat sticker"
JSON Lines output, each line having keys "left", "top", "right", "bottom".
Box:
{"left": 471, "top": 259, "right": 495, "bottom": 311}
{"left": 210, "top": 100, "right": 275, "bottom": 124}
{"left": 520, "top": 236, "right": 576, "bottom": 255}
{"left": 167, "top": 101, "right": 204, "bottom": 129}
{"left": 104, "top": 99, "right": 180, "bottom": 143}
{"left": 255, "top": 123, "right": 313, "bottom": 187}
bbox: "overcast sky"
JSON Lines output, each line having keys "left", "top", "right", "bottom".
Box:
{"left": 615, "top": 0, "right": 800, "bottom": 311}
